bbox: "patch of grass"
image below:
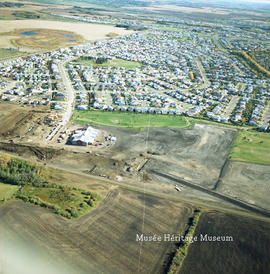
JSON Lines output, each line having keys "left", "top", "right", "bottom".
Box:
{"left": 0, "top": 2, "right": 24, "bottom": 8}
{"left": 228, "top": 130, "right": 270, "bottom": 165}
{"left": 16, "top": 184, "right": 101, "bottom": 219}
{"left": 12, "top": 11, "right": 40, "bottom": 19}
{"left": 106, "top": 32, "right": 119, "bottom": 38}
{"left": 0, "top": 182, "right": 18, "bottom": 201}
{"left": 0, "top": 153, "right": 101, "bottom": 218}
{"left": 73, "top": 110, "right": 191, "bottom": 129}
{"left": 74, "top": 57, "right": 142, "bottom": 69}
{"left": 157, "top": 26, "right": 180, "bottom": 32}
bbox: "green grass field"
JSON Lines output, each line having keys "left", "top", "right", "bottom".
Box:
{"left": 19, "top": 185, "right": 100, "bottom": 219}
{"left": 0, "top": 182, "right": 18, "bottom": 201}
{"left": 229, "top": 130, "right": 270, "bottom": 165}
{"left": 73, "top": 110, "right": 190, "bottom": 129}
{"left": 0, "top": 48, "right": 27, "bottom": 61}
{"left": 75, "top": 58, "right": 142, "bottom": 69}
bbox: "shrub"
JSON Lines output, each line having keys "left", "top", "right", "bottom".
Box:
{"left": 167, "top": 209, "right": 201, "bottom": 274}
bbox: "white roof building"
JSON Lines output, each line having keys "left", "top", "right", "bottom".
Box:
{"left": 71, "top": 126, "right": 99, "bottom": 146}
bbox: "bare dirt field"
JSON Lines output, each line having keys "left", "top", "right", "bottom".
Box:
{"left": 0, "top": 188, "right": 194, "bottom": 274}
{"left": 0, "top": 103, "right": 49, "bottom": 140}
{"left": 216, "top": 161, "right": 270, "bottom": 211}
{"left": 103, "top": 123, "right": 236, "bottom": 189}
{"left": 181, "top": 211, "right": 270, "bottom": 274}
{"left": 39, "top": 123, "right": 236, "bottom": 190}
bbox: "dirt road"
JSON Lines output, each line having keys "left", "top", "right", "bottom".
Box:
{"left": 47, "top": 60, "right": 75, "bottom": 141}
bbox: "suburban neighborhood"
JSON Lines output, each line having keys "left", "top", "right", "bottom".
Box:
{"left": 0, "top": 16, "right": 269, "bottom": 147}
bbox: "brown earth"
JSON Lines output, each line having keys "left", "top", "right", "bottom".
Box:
{"left": 0, "top": 121, "right": 238, "bottom": 189}
{"left": 0, "top": 103, "right": 49, "bottom": 140}
{"left": 181, "top": 211, "right": 270, "bottom": 274}
{"left": 98, "top": 123, "right": 237, "bottom": 189}
{"left": 0, "top": 188, "right": 194, "bottom": 274}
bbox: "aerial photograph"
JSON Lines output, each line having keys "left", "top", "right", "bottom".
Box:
{"left": 0, "top": 0, "right": 269, "bottom": 273}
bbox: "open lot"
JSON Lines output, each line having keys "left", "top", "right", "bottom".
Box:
{"left": 73, "top": 111, "right": 190, "bottom": 129}
{"left": 0, "top": 188, "right": 194, "bottom": 274}
{"left": 0, "top": 120, "right": 238, "bottom": 195}
{"left": 229, "top": 130, "right": 270, "bottom": 165}
{"left": 181, "top": 211, "right": 270, "bottom": 274}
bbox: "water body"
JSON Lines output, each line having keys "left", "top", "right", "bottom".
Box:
{"left": 20, "top": 31, "right": 37, "bottom": 36}
{"left": 65, "top": 34, "right": 73, "bottom": 38}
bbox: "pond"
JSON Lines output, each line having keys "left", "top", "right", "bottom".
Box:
{"left": 20, "top": 31, "right": 37, "bottom": 36}
{"left": 65, "top": 34, "right": 73, "bottom": 38}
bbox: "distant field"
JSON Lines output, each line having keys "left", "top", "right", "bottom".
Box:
{"left": 0, "top": 20, "right": 133, "bottom": 40}
{"left": 0, "top": 20, "right": 133, "bottom": 52}
{"left": 228, "top": 130, "right": 270, "bottom": 165}
{"left": 129, "top": 5, "right": 231, "bottom": 15}
{"left": 0, "top": 182, "right": 18, "bottom": 201}
{"left": 73, "top": 110, "right": 190, "bottom": 129}
{"left": 75, "top": 57, "right": 142, "bottom": 69}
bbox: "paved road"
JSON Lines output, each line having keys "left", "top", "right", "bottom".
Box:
{"left": 223, "top": 96, "right": 239, "bottom": 119}
{"left": 261, "top": 102, "right": 270, "bottom": 127}
{"left": 195, "top": 58, "right": 211, "bottom": 89}
{"left": 59, "top": 61, "right": 75, "bottom": 125}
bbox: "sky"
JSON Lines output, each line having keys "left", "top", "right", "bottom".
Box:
{"left": 239, "top": 0, "right": 270, "bottom": 3}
